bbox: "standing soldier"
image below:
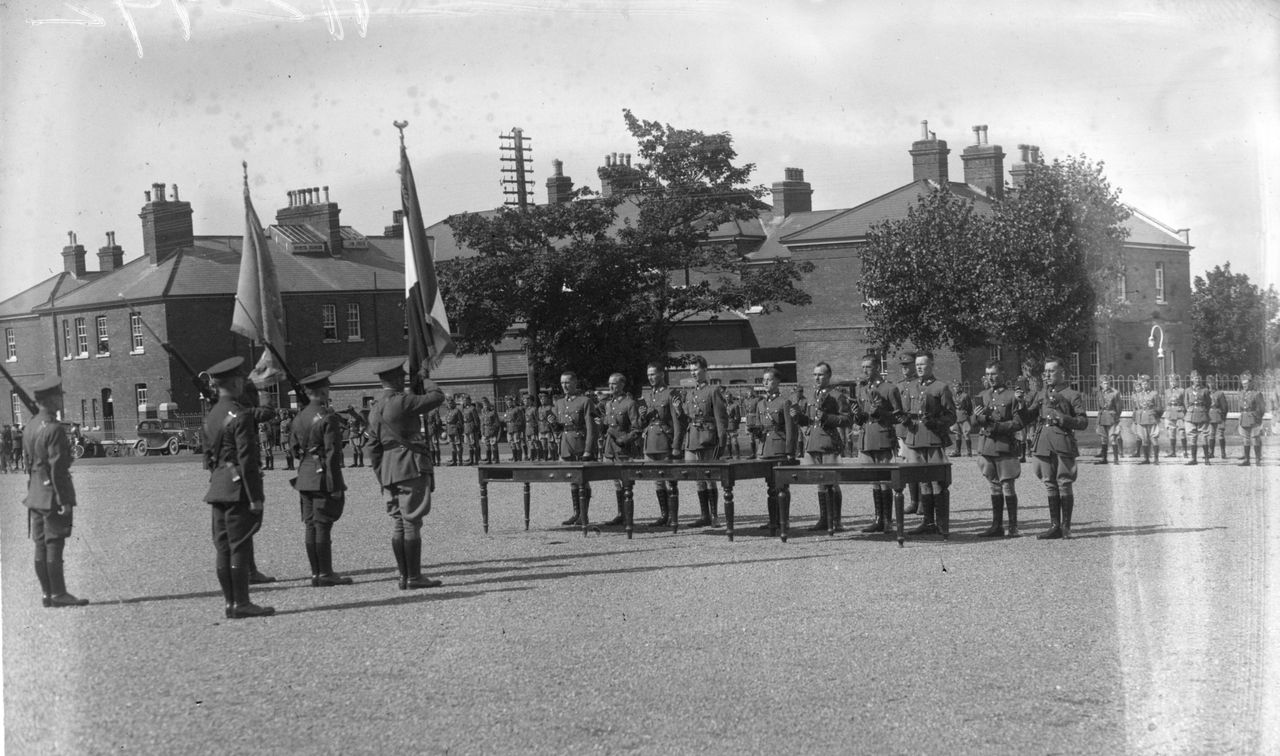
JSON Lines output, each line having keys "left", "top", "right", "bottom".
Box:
{"left": 259, "top": 420, "right": 275, "bottom": 470}
{"left": 1095, "top": 376, "right": 1122, "bottom": 464}
{"left": 972, "top": 360, "right": 1025, "bottom": 536}
{"left": 903, "top": 353, "right": 957, "bottom": 538}
{"left": 641, "top": 362, "right": 680, "bottom": 526}
{"left": 540, "top": 390, "right": 560, "bottom": 462}
{"left": 851, "top": 356, "right": 904, "bottom": 534}
{"left": 461, "top": 395, "right": 481, "bottom": 466}
{"left": 895, "top": 352, "right": 922, "bottom": 513}
{"left": 792, "top": 361, "right": 854, "bottom": 532}
{"left": 675, "top": 355, "right": 729, "bottom": 528}
{"left": 444, "top": 396, "right": 464, "bottom": 466}
{"left": 1206, "top": 375, "right": 1229, "bottom": 461}
{"left": 724, "top": 392, "right": 742, "bottom": 459}
{"left": 601, "top": 373, "right": 641, "bottom": 527}
{"left": 1237, "top": 373, "right": 1266, "bottom": 466}
{"left": 522, "top": 393, "right": 541, "bottom": 461}
{"left": 552, "top": 371, "right": 598, "bottom": 526}
{"left": 279, "top": 409, "right": 296, "bottom": 471}
{"left": 1163, "top": 373, "right": 1188, "bottom": 458}
{"left": 289, "top": 372, "right": 354, "bottom": 587}
{"left": 426, "top": 405, "right": 444, "bottom": 466}
{"left": 1015, "top": 359, "right": 1042, "bottom": 462}
{"left": 22, "top": 378, "right": 90, "bottom": 608}
{"left": 758, "top": 367, "right": 797, "bottom": 533}
{"left": 200, "top": 357, "right": 273, "bottom": 618}
{"left": 348, "top": 410, "right": 368, "bottom": 468}
{"left": 744, "top": 388, "right": 763, "bottom": 459}
{"left": 1130, "top": 374, "right": 1163, "bottom": 464}
{"left": 479, "top": 397, "right": 501, "bottom": 464}
{"left": 1, "top": 424, "right": 12, "bottom": 474}
{"left": 1184, "top": 371, "right": 1213, "bottom": 465}
{"left": 367, "top": 358, "right": 446, "bottom": 590}
{"left": 950, "top": 380, "right": 972, "bottom": 458}
{"left": 1023, "top": 356, "right": 1088, "bottom": 540}
{"left": 790, "top": 386, "right": 809, "bottom": 460}
{"left": 503, "top": 395, "right": 525, "bottom": 462}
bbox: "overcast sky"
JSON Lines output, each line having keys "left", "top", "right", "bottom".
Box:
{"left": 2, "top": 0, "right": 1277, "bottom": 301}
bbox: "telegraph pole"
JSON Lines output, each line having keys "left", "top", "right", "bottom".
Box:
{"left": 500, "top": 127, "right": 538, "bottom": 395}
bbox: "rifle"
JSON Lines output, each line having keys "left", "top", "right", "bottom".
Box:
{"left": 118, "top": 294, "right": 217, "bottom": 404}
{"left": 0, "top": 362, "right": 39, "bottom": 417}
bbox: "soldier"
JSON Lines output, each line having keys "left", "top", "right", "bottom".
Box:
{"left": 894, "top": 352, "right": 922, "bottom": 513}
{"left": 972, "top": 360, "right": 1024, "bottom": 537}
{"left": 522, "top": 393, "right": 541, "bottom": 461}
{"left": 1023, "top": 356, "right": 1088, "bottom": 540}
{"left": 1015, "top": 359, "right": 1042, "bottom": 462}
{"left": 1, "top": 423, "right": 12, "bottom": 474}
{"left": 1183, "top": 371, "right": 1213, "bottom": 465}
{"left": 601, "top": 373, "right": 641, "bottom": 527}
{"left": 1094, "top": 376, "right": 1121, "bottom": 464}
{"left": 1163, "top": 373, "right": 1188, "bottom": 458}
{"left": 426, "top": 405, "right": 444, "bottom": 466}
{"left": 503, "top": 395, "right": 525, "bottom": 462}
{"left": 792, "top": 361, "right": 854, "bottom": 531}
{"left": 724, "top": 391, "right": 742, "bottom": 459}
{"left": 539, "top": 390, "right": 559, "bottom": 462}
{"left": 1206, "top": 375, "right": 1229, "bottom": 461}
{"left": 950, "top": 380, "right": 972, "bottom": 458}
{"left": 348, "top": 410, "right": 368, "bottom": 468}
{"left": 758, "top": 367, "right": 797, "bottom": 532}
{"left": 1130, "top": 374, "right": 1163, "bottom": 464}
{"left": 200, "top": 357, "right": 274, "bottom": 618}
{"left": 744, "top": 388, "right": 763, "bottom": 459}
{"left": 790, "top": 386, "right": 808, "bottom": 460}
{"left": 641, "top": 362, "right": 680, "bottom": 526}
{"left": 443, "top": 395, "right": 464, "bottom": 466}
{"left": 21, "top": 379, "right": 89, "bottom": 608}
{"left": 851, "top": 356, "right": 904, "bottom": 534}
{"left": 477, "top": 397, "right": 499, "bottom": 464}
{"left": 461, "top": 395, "right": 481, "bottom": 465}
{"left": 279, "top": 409, "right": 296, "bottom": 471}
{"left": 902, "top": 353, "right": 957, "bottom": 538}
{"left": 289, "top": 372, "right": 354, "bottom": 587}
{"left": 259, "top": 420, "right": 275, "bottom": 469}
{"left": 367, "top": 358, "right": 446, "bottom": 590}
{"left": 552, "top": 371, "right": 598, "bottom": 526}
{"left": 1237, "top": 372, "right": 1266, "bottom": 466}
{"left": 675, "top": 355, "right": 729, "bottom": 528}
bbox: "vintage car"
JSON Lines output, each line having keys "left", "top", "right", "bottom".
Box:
{"left": 134, "top": 418, "right": 201, "bottom": 456}
{"left": 68, "top": 424, "right": 106, "bottom": 459}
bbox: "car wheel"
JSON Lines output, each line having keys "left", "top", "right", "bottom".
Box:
{"left": 166, "top": 437, "right": 181, "bottom": 456}
{"left": 71, "top": 443, "right": 85, "bottom": 460}
{"left": 135, "top": 439, "right": 149, "bottom": 456}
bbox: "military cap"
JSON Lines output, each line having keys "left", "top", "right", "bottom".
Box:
{"left": 299, "top": 370, "right": 332, "bottom": 389}
{"left": 206, "top": 356, "right": 246, "bottom": 379}
{"left": 897, "top": 351, "right": 916, "bottom": 364}
{"left": 32, "top": 377, "right": 64, "bottom": 399}
{"left": 372, "top": 357, "right": 408, "bottom": 377}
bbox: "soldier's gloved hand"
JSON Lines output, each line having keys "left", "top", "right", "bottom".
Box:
{"left": 56, "top": 502, "right": 71, "bottom": 516}
{"left": 250, "top": 500, "right": 264, "bottom": 513}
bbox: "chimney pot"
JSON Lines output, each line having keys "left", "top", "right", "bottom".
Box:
{"left": 107, "top": 231, "right": 115, "bottom": 246}
{"left": 144, "top": 190, "right": 152, "bottom": 202}
{"left": 972, "top": 125, "right": 981, "bottom": 144}
{"left": 156, "top": 183, "right": 167, "bottom": 202}
{"left": 313, "top": 187, "right": 320, "bottom": 204}
{"left": 172, "top": 184, "right": 180, "bottom": 201}
{"left": 552, "top": 159, "right": 563, "bottom": 177}
{"left": 921, "top": 120, "right": 929, "bottom": 139}
{"left": 323, "top": 186, "right": 330, "bottom": 203}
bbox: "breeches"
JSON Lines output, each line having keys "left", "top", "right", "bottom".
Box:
{"left": 388, "top": 476, "right": 432, "bottom": 538}
{"left": 1034, "top": 452, "right": 1078, "bottom": 495}
{"left": 684, "top": 448, "right": 718, "bottom": 490}
{"left": 903, "top": 446, "right": 948, "bottom": 493}
{"left": 29, "top": 508, "right": 73, "bottom": 543}
{"left": 979, "top": 454, "right": 1021, "bottom": 495}
{"left": 1134, "top": 423, "right": 1159, "bottom": 444}
{"left": 211, "top": 499, "right": 256, "bottom": 567}
{"left": 1187, "top": 421, "right": 1209, "bottom": 442}
{"left": 301, "top": 491, "right": 345, "bottom": 527}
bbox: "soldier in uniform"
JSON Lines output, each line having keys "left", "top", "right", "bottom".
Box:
{"left": 444, "top": 395, "right": 464, "bottom": 466}
{"left": 1023, "top": 356, "right": 1088, "bottom": 540}
{"left": 902, "top": 353, "right": 957, "bottom": 538}
{"left": 1, "top": 424, "right": 11, "bottom": 473}
{"left": 1206, "top": 375, "right": 1229, "bottom": 461}
{"left": 744, "top": 388, "right": 763, "bottom": 459}
{"left": 279, "top": 409, "right": 296, "bottom": 471}
{"left": 552, "top": 371, "right": 598, "bottom": 526}
{"left": 348, "top": 410, "right": 368, "bottom": 468}
{"left": 200, "top": 357, "right": 274, "bottom": 618}
{"left": 641, "top": 362, "right": 680, "bottom": 526}
{"left": 758, "top": 367, "right": 797, "bottom": 532}
{"left": 503, "top": 395, "right": 525, "bottom": 462}
{"left": 1130, "top": 374, "right": 1163, "bottom": 464}
{"left": 1184, "top": 371, "right": 1213, "bottom": 465}
{"left": 477, "top": 397, "right": 497, "bottom": 464}
{"left": 724, "top": 392, "right": 742, "bottom": 459}
{"left": 259, "top": 420, "right": 275, "bottom": 469}
{"left": 1237, "top": 372, "right": 1266, "bottom": 466}
{"left": 461, "top": 395, "right": 481, "bottom": 465}
{"left": 792, "top": 361, "right": 854, "bottom": 531}
{"left": 1015, "top": 359, "right": 1042, "bottom": 462}
{"left": 895, "top": 352, "right": 922, "bottom": 513}
{"left": 1163, "top": 373, "right": 1188, "bottom": 458}
{"left": 972, "top": 360, "right": 1025, "bottom": 536}
{"left": 790, "top": 386, "right": 808, "bottom": 460}
{"left": 950, "top": 380, "right": 972, "bottom": 458}
{"left": 539, "top": 390, "right": 559, "bottom": 462}
{"left": 426, "top": 405, "right": 444, "bottom": 466}
{"left": 601, "top": 373, "right": 641, "bottom": 526}
{"left": 289, "top": 372, "right": 354, "bottom": 587}
{"left": 851, "top": 356, "right": 904, "bottom": 534}
{"left": 21, "top": 378, "right": 90, "bottom": 608}
{"left": 367, "top": 358, "right": 446, "bottom": 590}
{"left": 522, "top": 393, "right": 541, "bottom": 461}
{"left": 1095, "top": 376, "right": 1122, "bottom": 464}
{"left": 675, "top": 355, "right": 729, "bottom": 528}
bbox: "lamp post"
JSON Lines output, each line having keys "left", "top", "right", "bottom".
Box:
{"left": 1147, "top": 324, "right": 1165, "bottom": 385}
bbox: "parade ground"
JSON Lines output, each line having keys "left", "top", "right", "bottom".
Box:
{"left": 3, "top": 454, "right": 1277, "bottom": 755}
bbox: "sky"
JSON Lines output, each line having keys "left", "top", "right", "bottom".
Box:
{"left": 1, "top": 0, "right": 1277, "bottom": 301}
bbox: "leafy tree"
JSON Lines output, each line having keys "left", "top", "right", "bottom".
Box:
{"left": 438, "top": 111, "right": 814, "bottom": 389}
{"left": 1190, "top": 263, "right": 1278, "bottom": 373}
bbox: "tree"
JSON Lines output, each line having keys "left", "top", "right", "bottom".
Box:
{"left": 1190, "top": 263, "right": 1278, "bottom": 373}
{"left": 438, "top": 111, "right": 814, "bottom": 389}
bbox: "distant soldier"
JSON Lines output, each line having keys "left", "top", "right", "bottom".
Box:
{"left": 552, "top": 372, "right": 598, "bottom": 526}
{"left": 503, "top": 396, "right": 525, "bottom": 462}
{"left": 972, "top": 360, "right": 1025, "bottom": 536}
{"left": 1014, "top": 359, "right": 1042, "bottom": 462}
{"left": 757, "top": 367, "right": 797, "bottom": 532}
{"left": 1, "top": 424, "right": 12, "bottom": 474}
{"left": 641, "top": 362, "right": 681, "bottom": 526}
{"left": 790, "top": 386, "right": 809, "bottom": 461}
{"left": 259, "top": 420, "right": 275, "bottom": 470}
{"left": 851, "top": 356, "right": 904, "bottom": 534}
{"left": 1237, "top": 373, "right": 1266, "bottom": 466}
{"left": 724, "top": 392, "right": 742, "bottom": 459}
{"left": 426, "top": 405, "right": 444, "bottom": 466}
{"left": 347, "top": 410, "right": 368, "bottom": 468}
{"left": 22, "top": 378, "right": 90, "bottom": 608}
{"left": 1163, "top": 373, "right": 1188, "bottom": 458}
{"left": 895, "top": 352, "right": 922, "bottom": 513}
{"left": 1206, "top": 374, "right": 1229, "bottom": 461}
{"left": 539, "top": 391, "right": 560, "bottom": 461}
{"left": 367, "top": 358, "right": 446, "bottom": 590}
{"left": 461, "top": 396, "right": 481, "bottom": 465}
{"left": 601, "top": 373, "right": 641, "bottom": 527}
{"left": 1095, "top": 376, "right": 1122, "bottom": 464}
{"left": 479, "top": 397, "right": 501, "bottom": 464}
{"left": 279, "top": 410, "right": 296, "bottom": 471}
{"left": 1023, "top": 356, "right": 1088, "bottom": 540}
{"left": 950, "top": 380, "right": 972, "bottom": 458}
{"left": 792, "top": 361, "right": 854, "bottom": 531}
{"left": 743, "top": 389, "right": 763, "bottom": 459}
{"left": 522, "top": 393, "right": 542, "bottom": 461}
{"left": 675, "top": 355, "right": 728, "bottom": 528}
{"left": 443, "top": 396, "right": 464, "bottom": 466}
{"left": 1130, "top": 374, "right": 1163, "bottom": 464}
{"left": 902, "top": 353, "right": 957, "bottom": 538}
{"left": 1183, "top": 371, "right": 1213, "bottom": 465}
{"left": 289, "top": 372, "right": 353, "bottom": 587}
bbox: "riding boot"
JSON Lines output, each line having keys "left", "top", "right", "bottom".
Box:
{"left": 1037, "top": 494, "right": 1063, "bottom": 540}
{"left": 1098, "top": 440, "right": 1108, "bottom": 464}
{"left": 1154, "top": 444, "right": 1160, "bottom": 465}
{"left": 884, "top": 489, "right": 895, "bottom": 529}
{"left": 1254, "top": 441, "right": 1263, "bottom": 465}
{"left": 562, "top": 488, "right": 582, "bottom": 526}
{"left": 906, "top": 493, "right": 937, "bottom": 535}
{"left": 935, "top": 489, "right": 950, "bottom": 538}
{"left": 690, "top": 490, "right": 713, "bottom": 528}
{"left": 1169, "top": 437, "right": 1177, "bottom": 459}
{"left": 1239, "top": 445, "right": 1252, "bottom": 466}
{"left": 216, "top": 566, "right": 233, "bottom": 618}
{"left": 578, "top": 487, "right": 592, "bottom": 528}
{"left": 45, "top": 542, "right": 88, "bottom": 608}
{"left": 35, "top": 559, "right": 52, "bottom": 608}
{"left": 1006, "top": 495, "right": 1020, "bottom": 536}
{"left": 965, "top": 438, "right": 972, "bottom": 457}
{"left": 404, "top": 539, "right": 442, "bottom": 589}
{"left": 314, "top": 543, "right": 353, "bottom": 586}
{"left": 950, "top": 439, "right": 962, "bottom": 458}
{"left": 306, "top": 540, "right": 320, "bottom": 586}
{"left": 229, "top": 566, "right": 274, "bottom": 618}
{"left": 861, "top": 489, "right": 886, "bottom": 533}
{"left": 391, "top": 536, "right": 408, "bottom": 589}
{"left": 1181, "top": 438, "right": 1189, "bottom": 458}
{"left": 1187, "top": 444, "right": 1198, "bottom": 465}
{"left": 1061, "top": 495, "right": 1075, "bottom": 539}
{"left": 1113, "top": 439, "right": 1121, "bottom": 463}
{"left": 830, "top": 488, "right": 844, "bottom": 532}
{"left": 808, "top": 491, "right": 829, "bottom": 531}
{"left": 905, "top": 483, "right": 920, "bottom": 515}
{"left": 1203, "top": 442, "right": 1212, "bottom": 465}
{"left": 1219, "top": 438, "right": 1227, "bottom": 460}
{"left": 606, "top": 489, "right": 627, "bottom": 526}
{"left": 651, "top": 489, "right": 670, "bottom": 527}
{"left": 708, "top": 488, "right": 719, "bottom": 526}
{"left": 978, "top": 494, "right": 1004, "bottom": 537}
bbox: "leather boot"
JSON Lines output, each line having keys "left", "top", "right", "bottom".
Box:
{"left": 1037, "top": 494, "right": 1063, "bottom": 540}
{"left": 884, "top": 489, "right": 895, "bottom": 530}
{"left": 1239, "top": 445, "right": 1252, "bottom": 466}
{"left": 314, "top": 543, "right": 353, "bottom": 586}
{"left": 861, "top": 489, "right": 886, "bottom": 533}
{"left": 404, "top": 539, "right": 442, "bottom": 589}
{"left": 35, "top": 559, "right": 52, "bottom": 608}
{"left": 830, "top": 488, "right": 844, "bottom": 532}
{"left": 709, "top": 488, "right": 719, "bottom": 526}
{"left": 577, "top": 487, "right": 592, "bottom": 528}
{"left": 45, "top": 543, "right": 88, "bottom": 608}
{"left": 1203, "top": 443, "right": 1212, "bottom": 465}
{"left": 229, "top": 566, "right": 274, "bottom": 618}
{"left": 651, "top": 489, "right": 670, "bottom": 527}
{"left": 978, "top": 494, "right": 1004, "bottom": 537}
{"left": 216, "top": 566, "right": 234, "bottom": 618}
{"left": 690, "top": 490, "right": 713, "bottom": 528}
{"left": 1097, "top": 441, "right": 1108, "bottom": 464}
{"left": 935, "top": 489, "right": 950, "bottom": 539}
{"left": 1154, "top": 444, "right": 1160, "bottom": 465}
{"left": 306, "top": 540, "right": 320, "bottom": 586}
{"left": 1061, "top": 495, "right": 1075, "bottom": 539}
{"left": 765, "top": 488, "right": 779, "bottom": 532}
{"left": 1187, "top": 444, "right": 1198, "bottom": 465}
{"left": 1255, "top": 441, "right": 1263, "bottom": 464}
{"left": 1169, "top": 437, "right": 1178, "bottom": 459}
{"left": 906, "top": 493, "right": 937, "bottom": 535}
{"left": 950, "top": 440, "right": 962, "bottom": 458}
{"left": 965, "top": 438, "right": 972, "bottom": 457}
{"left": 1113, "top": 439, "right": 1121, "bottom": 463}
{"left": 905, "top": 483, "right": 920, "bottom": 515}
{"left": 1219, "top": 438, "right": 1226, "bottom": 460}
{"left": 1006, "top": 495, "right": 1020, "bottom": 537}
{"left": 808, "top": 491, "right": 829, "bottom": 531}
{"left": 562, "top": 488, "right": 581, "bottom": 526}
{"left": 606, "top": 489, "right": 627, "bottom": 526}
{"left": 392, "top": 536, "right": 408, "bottom": 590}
{"left": 1182, "top": 438, "right": 1189, "bottom": 458}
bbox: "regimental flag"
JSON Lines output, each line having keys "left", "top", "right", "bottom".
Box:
{"left": 400, "top": 135, "right": 454, "bottom": 390}
{"left": 231, "top": 165, "right": 288, "bottom": 387}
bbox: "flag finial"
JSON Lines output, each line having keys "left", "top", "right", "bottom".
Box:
{"left": 241, "top": 160, "right": 248, "bottom": 187}
{"left": 393, "top": 120, "right": 408, "bottom": 147}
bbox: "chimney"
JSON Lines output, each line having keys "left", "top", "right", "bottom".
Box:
{"left": 909, "top": 119, "right": 950, "bottom": 184}
{"left": 275, "top": 185, "right": 344, "bottom": 256}
{"left": 97, "top": 230, "right": 124, "bottom": 272}
{"left": 597, "top": 153, "right": 641, "bottom": 199}
{"left": 138, "top": 182, "right": 194, "bottom": 265}
{"left": 1010, "top": 143, "right": 1036, "bottom": 188}
{"left": 961, "top": 124, "right": 1006, "bottom": 199}
{"left": 384, "top": 209, "right": 404, "bottom": 238}
{"left": 771, "top": 167, "right": 813, "bottom": 217}
{"left": 545, "top": 159, "right": 575, "bottom": 204}
{"left": 62, "top": 231, "right": 87, "bottom": 277}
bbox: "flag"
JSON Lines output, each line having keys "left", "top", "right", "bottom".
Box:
{"left": 400, "top": 137, "right": 454, "bottom": 389}
{"left": 231, "top": 166, "right": 288, "bottom": 387}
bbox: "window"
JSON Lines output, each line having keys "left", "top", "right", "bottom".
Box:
{"left": 62, "top": 320, "right": 72, "bottom": 359}
{"left": 96, "top": 315, "right": 110, "bottom": 355}
{"left": 80, "top": 399, "right": 87, "bottom": 424}
{"left": 75, "top": 317, "right": 88, "bottom": 357}
{"left": 346, "top": 303, "right": 362, "bottom": 340}
{"left": 322, "top": 304, "right": 338, "bottom": 341}
{"left": 1089, "top": 341, "right": 1100, "bottom": 375}
{"left": 10, "top": 392, "right": 23, "bottom": 425}
{"left": 1069, "top": 351, "right": 1081, "bottom": 379}
{"left": 130, "top": 313, "right": 144, "bottom": 352}
{"left": 4, "top": 328, "right": 14, "bottom": 361}
{"left": 988, "top": 344, "right": 1002, "bottom": 362}
{"left": 135, "top": 383, "right": 148, "bottom": 407}
{"left": 1155, "top": 263, "right": 1166, "bottom": 304}
{"left": 1117, "top": 270, "right": 1128, "bottom": 303}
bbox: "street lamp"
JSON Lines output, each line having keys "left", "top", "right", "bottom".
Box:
{"left": 1147, "top": 324, "right": 1165, "bottom": 384}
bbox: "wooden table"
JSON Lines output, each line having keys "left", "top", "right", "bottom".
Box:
{"left": 615, "top": 458, "right": 787, "bottom": 541}
{"left": 476, "top": 462, "right": 624, "bottom": 537}
{"left": 771, "top": 462, "right": 953, "bottom": 545}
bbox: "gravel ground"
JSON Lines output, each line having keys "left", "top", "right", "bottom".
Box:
{"left": 2, "top": 451, "right": 1276, "bottom": 755}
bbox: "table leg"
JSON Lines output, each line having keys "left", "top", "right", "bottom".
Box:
{"left": 779, "top": 485, "right": 791, "bottom": 542}
{"left": 895, "top": 489, "right": 905, "bottom": 547}
{"left": 480, "top": 481, "right": 490, "bottom": 533}
{"left": 724, "top": 484, "right": 735, "bottom": 541}
{"left": 523, "top": 482, "right": 531, "bottom": 531}
{"left": 624, "top": 484, "right": 634, "bottom": 540}
{"left": 669, "top": 483, "right": 680, "bottom": 534}
{"left": 828, "top": 486, "right": 837, "bottom": 538}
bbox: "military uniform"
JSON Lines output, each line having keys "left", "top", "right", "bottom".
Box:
{"left": 602, "top": 390, "right": 642, "bottom": 526}
{"left": 479, "top": 401, "right": 500, "bottom": 464}
{"left": 1184, "top": 379, "right": 1213, "bottom": 464}
{"left": 972, "top": 380, "right": 1024, "bottom": 536}
{"left": 853, "top": 376, "right": 904, "bottom": 533}
{"left": 675, "top": 379, "right": 728, "bottom": 527}
{"left": 951, "top": 388, "right": 973, "bottom": 457}
{"left": 1207, "top": 382, "right": 1229, "bottom": 460}
{"left": 462, "top": 400, "right": 481, "bottom": 465}
{"left": 503, "top": 399, "right": 525, "bottom": 462}
{"left": 279, "top": 411, "right": 296, "bottom": 470}
{"left": 1024, "top": 380, "right": 1087, "bottom": 539}
{"left": 641, "top": 382, "right": 681, "bottom": 526}
{"left": 367, "top": 358, "right": 446, "bottom": 589}
{"left": 289, "top": 372, "right": 353, "bottom": 588}
{"left": 795, "top": 383, "right": 854, "bottom": 531}
{"left": 1014, "top": 372, "right": 1042, "bottom": 462}
{"left": 902, "top": 373, "right": 957, "bottom": 537}
{"left": 523, "top": 396, "right": 542, "bottom": 461}
{"left": 1095, "top": 384, "right": 1122, "bottom": 464}
{"left": 1163, "top": 379, "right": 1188, "bottom": 457}
{"left": 539, "top": 397, "right": 560, "bottom": 460}
{"left": 757, "top": 387, "right": 797, "bottom": 532}
{"left": 426, "top": 406, "right": 444, "bottom": 466}
{"left": 1237, "top": 382, "right": 1266, "bottom": 466}
{"left": 1131, "top": 383, "right": 1163, "bottom": 463}
{"left": 552, "top": 389, "right": 598, "bottom": 526}
{"left": 22, "top": 379, "right": 89, "bottom": 608}
{"left": 743, "top": 392, "right": 763, "bottom": 459}
{"left": 444, "top": 402, "right": 464, "bottom": 466}
{"left": 893, "top": 353, "right": 921, "bottom": 512}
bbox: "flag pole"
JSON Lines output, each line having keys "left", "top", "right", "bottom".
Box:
{"left": 233, "top": 297, "right": 308, "bottom": 406}
{"left": 394, "top": 118, "right": 427, "bottom": 391}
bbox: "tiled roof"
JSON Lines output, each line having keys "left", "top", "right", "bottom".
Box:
{"left": 0, "top": 272, "right": 100, "bottom": 319}
{"left": 1123, "top": 206, "right": 1192, "bottom": 248}
{"left": 780, "top": 181, "right": 991, "bottom": 245}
